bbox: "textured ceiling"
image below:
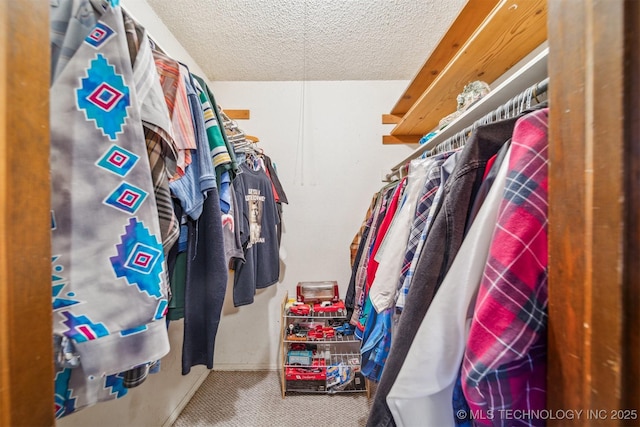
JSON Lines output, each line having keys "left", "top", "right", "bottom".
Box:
{"left": 145, "top": 0, "right": 467, "bottom": 81}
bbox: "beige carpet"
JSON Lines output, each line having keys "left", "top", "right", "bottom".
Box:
{"left": 173, "top": 370, "right": 375, "bottom": 427}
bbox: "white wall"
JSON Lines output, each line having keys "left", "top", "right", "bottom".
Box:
{"left": 210, "top": 80, "right": 414, "bottom": 370}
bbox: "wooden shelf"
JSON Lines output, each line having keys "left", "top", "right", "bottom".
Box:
{"left": 389, "top": 0, "right": 500, "bottom": 117}
{"left": 384, "top": 0, "right": 547, "bottom": 143}
{"left": 381, "top": 114, "right": 403, "bottom": 125}
{"left": 385, "top": 47, "right": 548, "bottom": 179}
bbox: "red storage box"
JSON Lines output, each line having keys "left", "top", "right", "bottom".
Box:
{"left": 286, "top": 359, "right": 326, "bottom": 381}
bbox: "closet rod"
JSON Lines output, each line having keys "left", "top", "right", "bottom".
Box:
{"left": 384, "top": 47, "right": 549, "bottom": 181}
{"left": 385, "top": 77, "right": 548, "bottom": 181}
{"left": 428, "top": 78, "right": 548, "bottom": 157}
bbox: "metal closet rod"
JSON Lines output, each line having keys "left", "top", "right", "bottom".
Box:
{"left": 428, "top": 77, "right": 549, "bottom": 157}
{"left": 387, "top": 77, "right": 549, "bottom": 181}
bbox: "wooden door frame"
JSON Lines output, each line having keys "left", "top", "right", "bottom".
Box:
{"left": 547, "top": 0, "right": 639, "bottom": 419}
{"left": 0, "top": 1, "right": 54, "bottom": 426}
{"left": 1, "top": 0, "right": 638, "bottom": 425}
{"left": 622, "top": 0, "right": 640, "bottom": 413}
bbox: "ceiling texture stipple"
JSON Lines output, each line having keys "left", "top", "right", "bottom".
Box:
{"left": 145, "top": 0, "right": 468, "bottom": 81}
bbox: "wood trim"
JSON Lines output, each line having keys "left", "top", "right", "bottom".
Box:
{"left": 587, "top": 0, "right": 626, "bottom": 412}
{"left": 0, "top": 1, "right": 54, "bottom": 426}
{"left": 548, "top": 0, "right": 630, "bottom": 418}
{"left": 389, "top": 0, "right": 501, "bottom": 116}
{"left": 587, "top": 0, "right": 625, "bottom": 412}
{"left": 391, "top": 0, "right": 547, "bottom": 137}
{"left": 224, "top": 109, "right": 250, "bottom": 120}
{"left": 547, "top": 0, "right": 588, "bottom": 413}
{"left": 623, "top": 0, "right": 640, "bottom": 413}
{"left": 382, "top": 135, "right": 421, "bottom": 145}
{"left": 381, "top": 114, "right": 402, "bottom": 125}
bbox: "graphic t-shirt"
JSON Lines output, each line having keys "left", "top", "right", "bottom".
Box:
{"left": 232, "top": 163, "right": 280, "bottom": 306}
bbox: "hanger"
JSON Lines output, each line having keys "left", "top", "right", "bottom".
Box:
{"left": 532, "top": 82, "right": 541, "bottom": 104}
{"left": 526, "top": 87, "right": 534, "bottom": 108}
{"left": 246, "top": 135, "right": 260, "bottom": 143}
{"left": 380, "top": 178, "right": 399, "bottom": 193}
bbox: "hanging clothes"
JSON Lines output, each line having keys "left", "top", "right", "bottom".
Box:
{"left": 364, "top": 178, "right": 406, "bottom": 295}
{"left": 359, "top": 158, "right": 434, "bottom": 382}
{"left": 262, "top": 154, "right": 288, "bottom": 246}
{"left": 350, "top": 185, "right": 394, "bottom": 327}
{"left": 345, "top": 193, "right": 378, "bottom": 312}
{"left": 167, "top": 202, "right": 188, "bottom": 322}
{"left": 217, "top": 103, "right": 287, "bottom": 298}
{"left": 181, "top": 188, "right": 228, "bottom": 375}
{"left": 221, "top": 180, "right": 246, "bottom": 267}
{"left": 358, "top": 152, "right": 456, "bottom": 385}
{"left": 368, "top": 156, "right": 435, "bottom": 313}
{"left": 353, "top": 183, "right": 404, "bottom": 337}
{"left": 122, "top": 11, "right": 179, "bottom": 255}
{"left": 367, "top": 116, "right": 519, "bottom": 427}
{"left": 191, "top": 75, "right": 235, "bottom": 213}
{"left": 464, "top": 139, "right": 512, "bottom": 232}
{"left": 232, "top": 162, "right": 280, "bottom": 306}
{"left": 194, "top": 77, "right": 239, "bottom": 178}
{"left": 349, "top": 195, "right": 378, "bottom": 270}
{"left": 50, "top": 0, "right": 170, "bottom": 417}
{"left": 50, "top": 0, "right": 288, "bottom": 418}
{"left": 168, "top": 64, "right": 217, "bottom": 221}
{"left": 385, "top": 142, "right": 512, "bottom": 427}
{"left": 395, "top": 150, "right": 458, "bottom": 313}
{"left": 152, "top": 50, "right": 196, "bottom": 180}
{"left": 356, "top": 179, "right": 406, "bottom": 381}
{"left": 462, "top": 108, "right": 549, "bottom": 427}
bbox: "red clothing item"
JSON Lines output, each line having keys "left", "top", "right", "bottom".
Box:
{"left": 262, "top": 165, "right": 280, "bottom": 203}
{"left": 482, "top": 153, "right": 497, "bottom": 181}
{"left": 462, "top": 108, "right": 549, "bottom": 426}
{"left": 365, "top": 177, "right": 406, "bottom": 291}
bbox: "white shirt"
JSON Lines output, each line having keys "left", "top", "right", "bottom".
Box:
{"left": 368, "top": 157, "right": 434, "bottom": 312}
{"left": 387, "top": 146, "right": 511, "bottom": 427}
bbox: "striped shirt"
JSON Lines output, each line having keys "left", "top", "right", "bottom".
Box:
{"left": 193, "top": 76, "right": 239, "bottom": 176}
{"left": 191, "top": 78, "right": 233, "bottom": 213}
{"left": 192, "top": 78, "right": 232, "bottom": 170}
{"left": 153, "top": 49, "right": 196, "bottom": 178}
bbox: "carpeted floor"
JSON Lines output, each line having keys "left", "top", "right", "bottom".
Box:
{"left": 173, "top": 370, "right": 375, "bottom": 427}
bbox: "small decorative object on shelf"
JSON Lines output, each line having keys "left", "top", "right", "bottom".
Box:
{"left": 279, "top": 290, "right": 369, "bottom": 398}
{"left": 296, "top": 281, "right": 340, "bottom": 303}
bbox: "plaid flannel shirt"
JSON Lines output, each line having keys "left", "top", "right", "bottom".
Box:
{"left": 462, "top": 108, "right": 549, "bottom": 426}
{"left": 123, "top": 12, "right": 180, "bottom": 254}
{"left": 396, "top": 151, "right": 458, "bottom": 311}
